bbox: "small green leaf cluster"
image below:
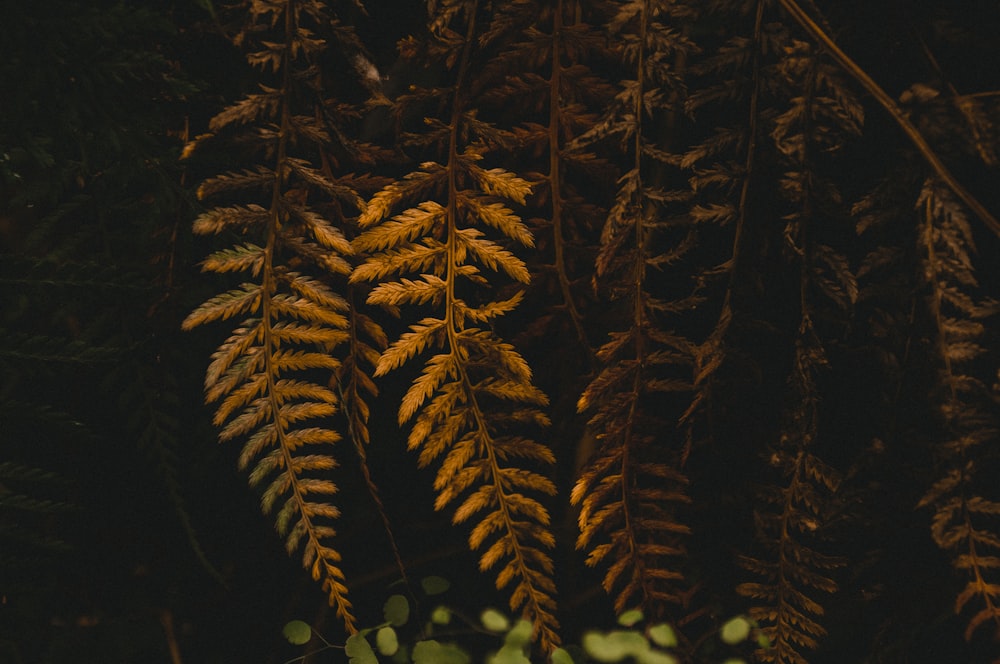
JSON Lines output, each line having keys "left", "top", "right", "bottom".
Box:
{"left": 579, "top": 611, "right": 764, "bottom": 664}
{"left": 283, "top": 591, "right": 764, "bottom": 664}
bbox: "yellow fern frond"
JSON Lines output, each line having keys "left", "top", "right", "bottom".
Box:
{"left": 351, "top": 242, "right": 448, "bottom": 283}
{"left": 368, "top": 276, "right": 447, "bottom": 308}
{"left": 357, "top": 168, "right": 447, "bottom": 229}
{"left": 179, "top": 0, "right": 392, "bottom": 634}
{"left": 355, "top": 201, "right": 447, "bottom": 252}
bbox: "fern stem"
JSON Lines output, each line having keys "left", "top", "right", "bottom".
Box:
{"left": 263, "top": 0, "right": 355, "bottom": 632}
{"left": 448, "top": 4, "right": 559, "bottom": 650}
{"left": 623, "top": 0, "right": 650, "bottom": 608}
{"left": 548, "top": 0, "right": 594, "bottom": 367}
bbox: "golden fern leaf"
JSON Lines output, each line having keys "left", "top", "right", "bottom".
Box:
{"left": 179, "top": 0, "right": 385, "bottom": 634}
{"left": 197, "top": 167, "right": 275, "bottom": 199}
{"left": 350, "top": 2, "right": 560, "bottom": 649}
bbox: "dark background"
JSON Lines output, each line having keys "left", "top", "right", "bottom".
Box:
{"left": 3, "top": 1, "right": 1000, "bottom": 663}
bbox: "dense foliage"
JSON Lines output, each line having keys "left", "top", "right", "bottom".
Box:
{"left": 4, "top": 0, "right": 1000, "bottom": 662}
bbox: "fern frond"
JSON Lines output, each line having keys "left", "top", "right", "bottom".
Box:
{"left": 183, "top": 283, "right": 264, "bottom": 329}
{"left": 733, "top": 33, "right": 863, "bottom": 663}
{"left": 351, "top": 0, "right": 561, "bottom": 649}
{"left": 192, "top": 203, "right": 273, "bottom": 235}
{"left": 181, "top": 0, "right": 387, "bottom": 634}
{"left": 202, "top": 244, "right": 267, "bottom": 276}
{"left": 351, "top": 240, "right": 448, "bottom": 283}
{"left": 476, "top": 0, "right": 619, "bottom": 368}
{"left": 737, "top": 339, "right": 844, "bottom": 664}
{"left": 0, "top": 460, "right": 74, "bottom": 567}
{"left": 916, "top": 179, "right": 1000, "bottom": 642}
{"left": 571, "top": 0, "right": 700, "bottom": 623}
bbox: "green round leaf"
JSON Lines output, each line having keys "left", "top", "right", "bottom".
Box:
{"left": 413, "top": 640, "right": 470, "bottom": 664}
{"left": 377, "top": 626, "right": 399, "bottom": 656}
{"left": 582, "top": 633, "right": 614, "bottom": 663}
{"left": 282, "top": 620, "right": 312, "bottom": 646}
{"left": 480, "top": 608, "right": 511, "bottom": 633}
{"left": 421, "top": 575, "right": 451, "bottom": 595}
{"left": 346, "top": 633, "right": 378, "bottom": 664}
{"left": 384, "top": 594, "right": 410, "bottom": 627}
{"left": 720, "top": 617, "right": 752, "bottom": 645}
{"left": 608, "top": 630, "right": 649, "bottom": 655}
{"left": 503, "top": 619, "right": 533, "bottom": 648}
{"left": 431, "top": 606, "right": 452, "bottom": 625}
{"left": 489, "top": 644, "right": 531, "bottom": 664}
{"left": 392, "top": 644, "right": 410, "bottom": 664}
{"left": 647, "top": 624, "right": 677, "bottom": 648}
{"left": 583, "top": 630, "right": 648, "bottom": 663}
{"left": 636, "top": 649, "right": 678, "bottom": 664}
{"left": 550, "top": 647, "right": 575, "bottom": 664}
{"left": 722, "top": 659, "right": 747, "bottom": 664}
{"left": 756, "top": 632, "right": 772, "bottom": 649}
{"left": 617, "top": 609, "right": 644, "bottom": 627}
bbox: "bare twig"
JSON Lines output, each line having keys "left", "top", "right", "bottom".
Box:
{"left": 778, "top": 0, "right": 1000, "bottom": 237}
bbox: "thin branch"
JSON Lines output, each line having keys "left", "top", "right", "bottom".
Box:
{"left": 778, "top": 0, "right": 1000, "bottom": 237}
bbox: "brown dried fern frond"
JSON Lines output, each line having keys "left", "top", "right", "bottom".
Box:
{"left": 736, "top": 336, "right": 844, "bottom": 664}
{"left": 571, "top": 0, "right": 699, "bottom": 622}
{"left": 916, "top": 179, "right": 1000, "bottom": 643}
{"left": 735, "top": 36, "right": 860, "bottom": 664}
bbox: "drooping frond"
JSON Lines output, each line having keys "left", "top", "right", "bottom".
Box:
{"left": 351, "top": 1, "right": 560, "bottom": 650}
{"left": 683, "top": 0, "right": 787, "bottom": 421}
{"left": 181, "top": 0, "right": 379, "bottom": 633}
{"left": 479, "top": 0, "right": 617, "bottom": 367}
{"left": 735, "top": 335, "right": 844, "bottom": 664}
{"left": 0, "top": 459, "right": 74, "bottom": 567}
{"left": 571, "top": 0, "right": 699, "bottom": 622}
{"left": 915, "top": 179, "right": 1000, "bottom": 643}
{"left": 735, "top": 35, "right": 862, "bottom": 664}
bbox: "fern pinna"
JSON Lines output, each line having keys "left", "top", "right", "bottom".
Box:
{"left": 182, "top": 0, "right": 371, "bottom": 632}
{"left": 571, "top": 0, "right": 698, "bottom": 621}
{"left": 915, "top": 179, "right": 1000, "bottom": 642}
{"left": 351, "top": 0, "right": 560, "bottom": 651}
